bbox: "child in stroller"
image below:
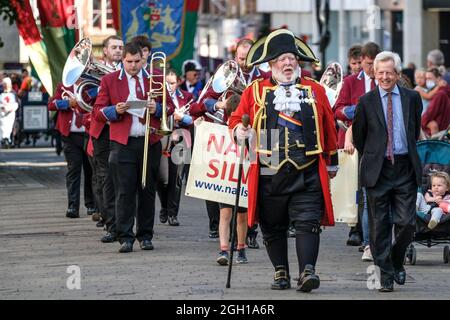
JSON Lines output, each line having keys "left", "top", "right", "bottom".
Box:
{"left": 416, "top": 171, "right": 450, "bottom": 230}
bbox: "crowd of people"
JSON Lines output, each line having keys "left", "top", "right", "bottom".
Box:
{"left": 5, "top": 27, "right": 446, "bottom": 293}
{"left": 0, "top": 69, "right": 56, "bottom": 149}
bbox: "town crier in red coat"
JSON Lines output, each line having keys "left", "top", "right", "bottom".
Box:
{"left": 228, "top": 29, "right": 338, "bottom": 293}
{"left": 92, "top": 43, "right": 174, "bottom": 253}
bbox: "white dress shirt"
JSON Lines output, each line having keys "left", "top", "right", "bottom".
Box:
{"left": 125, "top": 70, "right": 146, "bottom": 137}
{"left": 69, "top": 112, "right": 85, "bottom": 133}
{"left": 364, "top": 72, "right": 378, "bottom": 93}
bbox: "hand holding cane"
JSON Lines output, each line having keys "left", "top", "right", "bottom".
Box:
{"left": 226, "top": 114, "right": 250, "bottom": 289}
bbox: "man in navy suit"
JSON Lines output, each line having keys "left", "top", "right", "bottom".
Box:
{"left": 353, "top": 51, "right": 422, "bottom": 292}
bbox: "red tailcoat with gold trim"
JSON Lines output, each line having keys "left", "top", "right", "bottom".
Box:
{"left": 228, "top": 77, "right": 338, "bottom": 227}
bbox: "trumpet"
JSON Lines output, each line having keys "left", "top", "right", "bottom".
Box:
{"left": 142, "top": 52, "right": 172, "bottom": 189}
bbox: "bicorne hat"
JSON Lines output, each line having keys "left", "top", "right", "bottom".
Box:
{"left": 246, "top": 29, "right": 319, "bottom": 67}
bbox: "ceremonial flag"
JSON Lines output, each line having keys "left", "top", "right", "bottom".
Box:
{"left": 37, "top": 0, "right": 77, "bottom": 93}
{"left": 10, "top": 0, "right": 53, "bottom": 96}
{"left": 112, "top": 0, "right": 200, "bottom": 74}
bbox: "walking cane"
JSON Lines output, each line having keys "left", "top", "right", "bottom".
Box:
{"left": 226, "top": 114, "right": 250, "bottom": 288}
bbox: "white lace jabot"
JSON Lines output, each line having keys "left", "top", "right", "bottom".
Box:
{"left": 273, "top": 85, "right": 302, "bottom": 114}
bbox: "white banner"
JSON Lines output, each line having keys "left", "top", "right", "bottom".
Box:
{"left": 185, "top": 121, "right": 249, "bottom": 207}
{"left": 330, "top": 150, "right": 359, "bottom": 225}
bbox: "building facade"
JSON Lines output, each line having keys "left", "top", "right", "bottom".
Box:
{"left": 257, "top": 0, "right": 449, "bottom": 70}
{"left": 196, "top": 0, "right": 264, "bottom": 71}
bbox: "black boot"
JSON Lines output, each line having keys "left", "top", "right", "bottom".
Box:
{"left": 271, "top": 265, "right": 291, "bottom": 290}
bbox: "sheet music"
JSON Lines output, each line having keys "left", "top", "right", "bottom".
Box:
{"left": 126, "top": 95, "right": 147, "bottom": 118}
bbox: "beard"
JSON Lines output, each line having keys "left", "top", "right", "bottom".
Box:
{"left": 272, "top": 66, "right": 300, "bottom": 84}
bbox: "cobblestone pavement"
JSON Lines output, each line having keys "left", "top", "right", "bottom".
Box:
{"left": 1, "top": 148, "right": 450, "bottom": 300}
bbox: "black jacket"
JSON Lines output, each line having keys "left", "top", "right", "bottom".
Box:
{"left": 352, "top": 86, "right": 423, "bottom": 188}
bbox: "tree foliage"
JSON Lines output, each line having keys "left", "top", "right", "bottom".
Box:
{"left": 0, "top": 0, "right": 20, "bottom": 48}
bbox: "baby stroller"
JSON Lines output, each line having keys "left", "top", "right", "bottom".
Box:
{"left": 405, "top": 140, "right": 450, "bottom": 265}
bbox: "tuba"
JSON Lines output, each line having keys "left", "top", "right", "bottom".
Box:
{"left": 204, "top": 60, "right": 247, "bottom": 124}
{"left": 62, "top": 38, "right": 115, "bottom": 112}
{"left": 141, "top": 51, "right": 171, "bottom": 188}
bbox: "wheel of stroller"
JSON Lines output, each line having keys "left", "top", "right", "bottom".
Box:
{"left": 410, "top": 246, "right": 417, "bottom": 265}
{"left": 443, "top": 246, "right": 449, "bottom": 264}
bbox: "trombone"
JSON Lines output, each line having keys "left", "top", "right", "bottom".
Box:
{"left": 142, "top": 52, "right": 172, "bottom": 189}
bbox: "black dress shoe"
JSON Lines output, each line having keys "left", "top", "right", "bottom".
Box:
{"left": 160, "top": 214, "right": 168, "bottom": 224}
{"left": 271, "top": 266, "right": 291, "bottom": 290}
{"left": 96, "top": 220, "right": 105, "bottom": 228}
{"left": 346, "top": 233, "right": 362, "bottom": 246}
{"left": 66, "top": 208, "right": 79, "bottom": 218}
{"left": 246, "top": 235, "right": 260, "bottom": 249}
{"left": 394, "top": 269, "right": 406, "bottom": 285}
{"left": 140, "top": 240, "right": 154, "bottom": 250}
{"left": 208, "top": 230, "right": 219, "bottom": 238}
{"left": 168, "top": 216, "right": 179, "bottom": 226}
{"left": 101, "top": 232, "right": 116, "bottom": 243}
{"left": 119, "top": 242, "right": 133, "bottom": 253}
{"left": 297, "top": 264, "right": 320, "bottom": 292}
{"left": 378, "top": 279, "right": 394, "bottom": 292}
{"left": 86, "top": 207, "right": 96, "bottom": 215}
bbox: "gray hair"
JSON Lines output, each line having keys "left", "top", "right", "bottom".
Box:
{"left": 374, "top": 51, "right": 402, "bottom": 74}
{"left": 427, "top": 49, "right": 445, "bottom": 67}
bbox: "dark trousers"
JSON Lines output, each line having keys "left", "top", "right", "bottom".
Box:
{"left": 87, "top": 155, "right": 98, "bottom": 210}
{"left": 92, "top": 127, "right": 116, "bottom": 234}
{"left": 258, "top": 163, "right": 323, "bottom": 273}
{"left": 206, "top": 200, "right": 220, "bottom": 232}
{"left": 109, "top": 138, "right": 161, "bottom": 244}
{"left": 156, "top": 153, "right": 184, "bottom": 218}
{"left": 62, "top": 132, "right": 94, "bottom": 211}
{"left": 366, "top": 156, "right": 417, "bottom": 284}
{"left": 247, "top": 224, "right": 258, "bottom": 238}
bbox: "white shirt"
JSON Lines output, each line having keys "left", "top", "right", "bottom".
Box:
{"left": 125, "top": 70, "right": 146, "bottom": 137}
{"left": 70, "top": 112, "right": 85, "bottom": 133}
{"left": 171, "top": 91, "right": 180, "bottom": 110}
{"left": 185, "top": 81, "right": 196, "bottom": 93}
{"left": 239, "top": 67, "right": 256, "bottom": 86}
{"left": 363, "top": 72, "right": 378, "bottom": 93}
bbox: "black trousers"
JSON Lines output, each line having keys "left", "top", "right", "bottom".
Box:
{"left": 109, "top": 138, "right": 161, "bottom": 244}
{"left": 206, "top": 200, "right": 220, "bottom": 232}
{"left": 366, "top": 156, "right": 417, "bottom": 284}
{"left": 247, "top": 224, "right": 258, "bottom": 238}
{"left": 92, "top": 126, "right": 116, "bottom": 234}
{"left": 156, "top": 149, "right": 185, "bottom": 217}
{"left": 62, "top": 132, "right": 94, "bottom": 211}
{"left": 87, "top": 154, "right": 98, "bottom": 209}
{"left": 259, "top": 162, "right": 323, "bottom": 242}
{"left": 258, "top": 162, "right": 323, "bottom": 272}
